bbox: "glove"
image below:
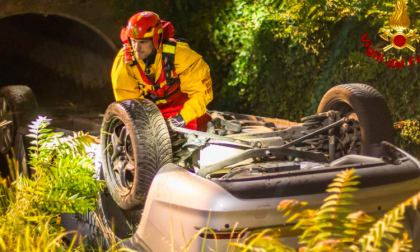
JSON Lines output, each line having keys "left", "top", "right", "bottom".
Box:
{"left": 168, "top": 114, "right": 186, "bottom": 128}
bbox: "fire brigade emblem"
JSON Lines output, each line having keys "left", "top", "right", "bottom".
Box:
{"left": 130, "top": 24, "right": 139, "bottom": 37}
{"left": 380, "top": 0, "right": 418, "bottom": 52}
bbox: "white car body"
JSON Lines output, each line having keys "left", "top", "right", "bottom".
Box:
{"left": 120, "top": 143, "right": 420, "bottom": 252}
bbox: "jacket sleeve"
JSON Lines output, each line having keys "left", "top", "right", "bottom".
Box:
{"left": 175, "top": 44, "right": 213, "bottom": 124}
{"left": 111, "top": 48, "right": 146, "bottom": 101}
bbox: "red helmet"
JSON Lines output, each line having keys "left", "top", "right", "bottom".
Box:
{"left": 125, "top": 11, "right": 163, "bottom": 48}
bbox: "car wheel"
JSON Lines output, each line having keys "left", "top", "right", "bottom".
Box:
{"left": 0, "top": 85, "right": 38, "bottom": 178}
{"left": 101, "top": 99, "right": 172, "bottom": 210}
{"left": 317, "top": 84, "right": 394, "bottom": 157}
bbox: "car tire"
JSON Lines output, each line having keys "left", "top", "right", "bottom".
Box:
{"left": 0, "top": 85, "right": 38, "bottom": 179}
{"left": 0, "top": 85, "right": 38, "bottom": 154}
{"left": 317, "top": 84, "right": 394, "bottom": 157}
{"left": 101, "top": 99, "right": 172, "bottom": 210}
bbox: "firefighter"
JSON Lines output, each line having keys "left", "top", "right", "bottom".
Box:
{"left": 111, "top": 11, "right": 213, "bottom": 131}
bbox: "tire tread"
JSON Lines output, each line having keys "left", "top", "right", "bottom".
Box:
{"left": 318, "top": 83, "right": 394, "bottom": 156}
{"left": 101, "top": 99, "right": 172, "bottom": 210}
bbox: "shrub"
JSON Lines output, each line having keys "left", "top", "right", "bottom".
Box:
{"left": 212, "top": 0, "right": 420, "bottom": 123}
{"left": 231, "top": 169, "right": 417, "bottom": 252}
{"left": 395, "top": 119, "right": 420, "bottom": 159}
{"left": 0, "top": 116, "right": 104, "bottom": 251}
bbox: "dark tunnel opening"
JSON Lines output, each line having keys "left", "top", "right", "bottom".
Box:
{"left": 0, "top": 13, "right": 116, "bottom": 116}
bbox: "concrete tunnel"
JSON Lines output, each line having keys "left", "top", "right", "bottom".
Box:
{"left": 0, "top": 13, "right": 118, "bottom": 177}
{"left": 0, "top": 11, "right": 141, "bottom": 240}
{"left": 0, "top": 13, "right": 117, "bottom": 116}
{"left": 0, "top": 12, "right": 140, "bottom": 241}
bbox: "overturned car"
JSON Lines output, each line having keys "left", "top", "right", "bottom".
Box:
{"left": 96, "top": 84, "right": 420, "bottom": 251}
{"left": 2, "top": 83, "right": 419, "bottom": 251}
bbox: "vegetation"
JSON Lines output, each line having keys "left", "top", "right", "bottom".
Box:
{"left": 0, "top": 120, "right": 10, "bottom": 129}
{"left": 3, "top": 0, "right": 420, "bottom": 250}
{"left": 2, "top": 131, "right": 417, "bottom": 252}
{"left": 0, "top": 116, "right": 104, "bottom": 251}
{"left": 230, "top": 169, "right": 417, "bottom": 252}
{"left": 397, "top": 119, "right": 420, "bottom": 145}
{"left": 395, "top": 119, "right": 420, "bottom": 158}
{"left": 212, "top": 0, "right": 420, "bottom": 122}
{"left": 0, "top": 118, "right": 418, "bottom": 251}
{"left": 106, "top": 0, "right": 420, "bottom": 155}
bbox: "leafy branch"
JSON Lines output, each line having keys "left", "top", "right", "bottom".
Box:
{"left": 0, "top": 120, "right": 11, "bottom": 129}
{"left": 356, "top": 192, "right": 420, "bottom": 251}
{"left": 237, "top": 168, "right": 414, "bottom": 252}
{"left": 0, "top": 115, "right": 105, "bottom": 251}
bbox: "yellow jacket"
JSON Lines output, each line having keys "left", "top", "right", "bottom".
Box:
{"left": 111, "top": 42, "right": 213, "bottom": 124}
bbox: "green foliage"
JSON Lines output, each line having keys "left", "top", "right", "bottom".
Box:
{"left": 213, "top": 0, "right": 282, "bottom": 86}
{"left": 0, "top": 116, "right": 105, "bottom": 251}
{"left": 212, "top": 0, "right": 420, "bottom": 123}
{"left": 394, "top": 119, "right": 420, "bottom": 159}
{"left": 106, "top": 0, "right": 420, "bottom": 153}
{"left": 232, "top": 169, "right": 415, "bottom": 252}
{"left": 356, "top": 190, "right": 420, "bottom": 251}
{"left": 230, "top": 229, "right": 296, "bottom": 252}
{"left": 281, "top": 169, "right": 375, "bottom": 251}
{"left": 357, "top": 202, "right": 412, "bottom": 251}
{"left": 21, "top": 116, "right": 104, "bottom": 216}
{"left": 292, "top": 169, "right": 363, "bottom": 248}
{"left": 397, "top": 119, "right": 420, "bottom": 145}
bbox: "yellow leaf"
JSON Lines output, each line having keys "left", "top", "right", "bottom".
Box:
{"left": 323, "top": 194, "right": 338, "bottom": 202}
{"left": 328, "top": 182, "right": 344, "bottom": 188}
{"left": 326, "top": 187, "right": 341, "bottom": 193}
{"left": 320, "top": 200, "right": 337, "bottom": 209}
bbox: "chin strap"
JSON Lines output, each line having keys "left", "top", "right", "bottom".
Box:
{"left": 120, "top": 28, "right": 133, "bottom": 65}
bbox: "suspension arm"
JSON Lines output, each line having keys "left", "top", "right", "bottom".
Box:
{"left": 197, "top": 118, "right": 346, "bottom": 177}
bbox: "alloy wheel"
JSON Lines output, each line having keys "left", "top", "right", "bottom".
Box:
{"left": 105, "top": 118, "right": 135, "bottom": 194}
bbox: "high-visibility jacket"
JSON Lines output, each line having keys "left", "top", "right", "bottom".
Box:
{"left": 111, "top": 40, "right": 213, "bottom": 130}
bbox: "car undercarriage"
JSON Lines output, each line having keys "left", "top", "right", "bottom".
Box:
{"left": 3, "top": 83, "right": 420, "bottom": 251}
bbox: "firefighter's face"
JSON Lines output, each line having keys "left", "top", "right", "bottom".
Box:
{"left": 131, "top": 38, "right": 154, "bottom": 60}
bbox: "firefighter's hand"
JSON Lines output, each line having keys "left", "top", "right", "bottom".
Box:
{"left": 168, "top": 114, "right": 186, "bottom": 128}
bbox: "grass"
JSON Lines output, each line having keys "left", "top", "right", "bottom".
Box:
{"left": 0, "top": 167, "right": 76, "bottom": 251}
